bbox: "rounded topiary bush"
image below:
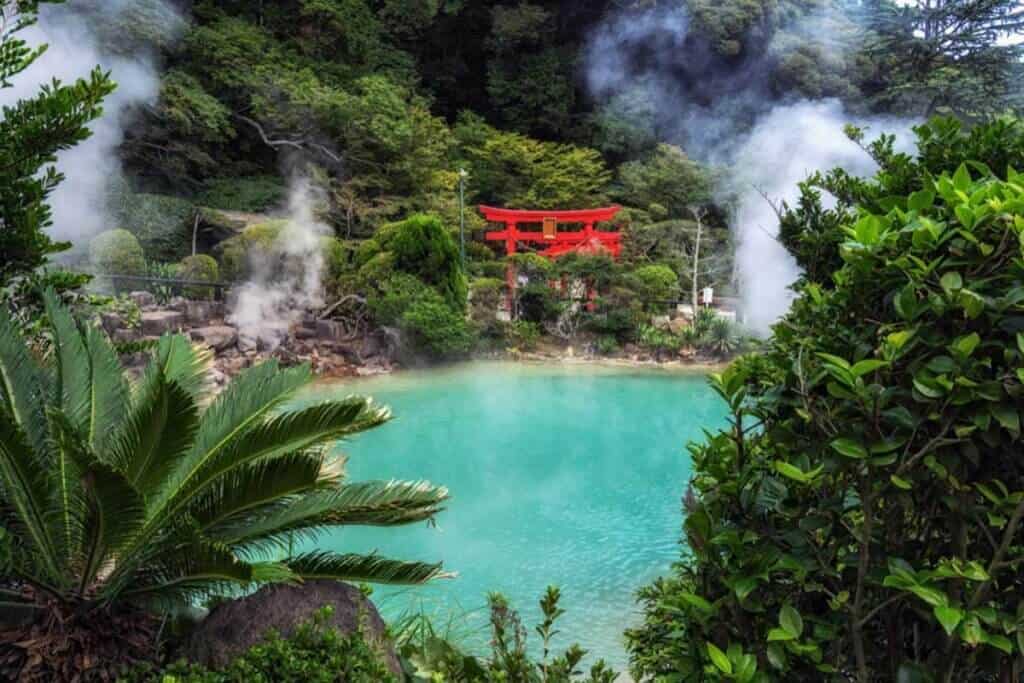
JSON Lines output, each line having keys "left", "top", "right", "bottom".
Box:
{"left": 89, "top": 229, "right": 146, "bottom": 292}
{"left": 178, "top": 254, "right": 220, "bottom": 300}
{"left": 216, "top": 220, "right": 286, "bottom": 281}
{"left": 90, "top": 229, "right": 146, "bottom": 276}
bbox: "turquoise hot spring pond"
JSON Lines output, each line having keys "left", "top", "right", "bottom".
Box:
{"left": 304, "top": 362, "right": 728, "bottom": 669}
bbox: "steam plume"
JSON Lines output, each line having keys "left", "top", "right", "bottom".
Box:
{"left": 228, "top": 179, "right": 332, "bottom": 349}
{"left": 0, "top": 0, "right": 185, "bottom": 245}
{"left": 584, "top": 4, "right": 913, "bottom": 333}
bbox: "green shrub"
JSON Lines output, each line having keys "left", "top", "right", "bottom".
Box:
{"left": 471, "top": 259, "right": 508, "bottom": 280}
{"left": 350, "top": 252, "right": 395, "bottom": 299}
{"left": 398, "top": 587, "right": 617, "bottom": 683}
{"left": 595, "top": 335, "right": 620, "bottom": 355}
{"left": 697, "top": 316, "right": 744, "bottom": 358}
{"left": 144, "top": 260, "right": 180, "bottom": 304}
{"left": 384, "top": 214, "right": 468, "bottom": 312}
{"left": 400, "top": 295, "right": 477, "bottom": 359}
{"left": 628, "top": 119, "right": 1024, "bottom": 682}
{"left": 469, "top": 277, "right": 505, "bottom": 320}
{"left": 509, "top": 252, "right": 555, "bottom": 280}
{"left": 126, "top": 607, "right": 397, "bottom": 683}
{"left": 506, "top": 320, "right": 541, "bottom": 351}
{"left": 89, "top": 229, "right": 146, "bottom": 292}
{"left": 178, "top": 254, "right": 220, "bottom": 300}
{"left": 630, "top": 264, "right": 679, "bottom": 310}
{"left": 199, "top": 175, "right": 287, "bottom": 212}
{"left": 216, "top": 220, "right": 287, "bottom": 281}
{"left": 217, "top": 221, "right": 342, "bottom": 284}
{"left": 367, "top": 273, "right": 435, "bottom": 326}
{"left": 637, "top": 324, "right": 678, "bottom": 361}
{"left": 517, "top": 282, "right": 562, "bottom": 324}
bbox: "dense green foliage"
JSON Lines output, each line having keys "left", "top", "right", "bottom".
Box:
{"left": 0, "top": 295, "right": 449, "bottom": 680}
{"left": 378, "top": 214, "right": 468, "bottom": 312}
{"left": 628, "top": 117, "right": 1024, "bottom": 682}
{"left": 0, "top": 1, "right": 114, "bottom": 286}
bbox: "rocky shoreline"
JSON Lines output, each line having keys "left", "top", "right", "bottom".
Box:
{"left": 101, "top": 292, "right": 729, "bottom": 386}
{"left": 103, "top": 292, "right": 398, "bottom": 387}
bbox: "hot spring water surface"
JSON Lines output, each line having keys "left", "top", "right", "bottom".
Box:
{"left": 305, "top": 362, "right": 727, "bottom": 669}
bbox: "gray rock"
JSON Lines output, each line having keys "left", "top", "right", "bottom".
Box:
{"left": 316, "top": 319, "right": 343, "bottom": 341}
{"left": 184, "top": 300, "right": 215, "bottom": 325}
{"left": 141, "top": 310, "right": 185, "bottom": 336}
{"left": 237, "top": 334, "right": 258, "bottom": 353}
{"left": 128, "top": 291, "right": 156, "bottom": 308}
{"left": 651, "top": 315, "right": 672, "bottom": 330}
{"left": 184, "top": 580, "right": 401, "bottom": 675}
{"left": 190, "top": 325, "right": 238, "bottom": 352}
{"left": 113, "top": 328, "right": 141, "bottom": 344}
{"left": 169, "top": 296, "right": 189, "bottom": 312}
{"left": 99, "top": 311, "right": 124, "bottom": 335}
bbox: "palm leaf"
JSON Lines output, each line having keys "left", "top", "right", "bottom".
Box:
{"left": 44, "top": 293, "right": 129, "bottom": 455}
{"left": 175, "top": 399, "right": 390, "bottom": 519}
{"left": 112, "top": 365, "right": 199, "bottom": 496}
{"left": 219, "top": 479, "right": 448, "bottom": 557}
{"left": 82, "top": 324, "right": 130, "bottom": 455}
{"left": 118, "top": 540, "right": 254, "bottom": 608}
{"left": 107, "top": 362, "right": 310, "bottom": 590}
{"left": 51, "top": 413, "right": 146, "bottom": 591}
{"left": 287, "top": 550, "right": 447, "bottom": 585}
{"left": 153, "top": 361, "right": 311, "bottom": 514}
{"left": 0, "top": 409, "right": 62, "bottom": 584}
{"left": 192, "top": 452, "right": 332, "bottom": 539}
{"left": 147, "top": 334, "right": 213, "bottom": 402}
{"left": 44, "top": 292, "right": 92, "bottom": 432}
{"left": 44, "top": 408, "right": 86, "bottom": 570}
{"left": 0, "top": 305, "right": 50, "bottom": 459}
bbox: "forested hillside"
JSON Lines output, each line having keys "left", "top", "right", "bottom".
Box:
{"left": 114, "top": 0, "right": 1022, "bottom": 233}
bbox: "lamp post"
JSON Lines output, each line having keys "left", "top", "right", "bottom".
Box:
{"left": 458, "top": 168, "right": 468, "bottom": 271}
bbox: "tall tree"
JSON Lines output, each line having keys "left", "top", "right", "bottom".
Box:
{"left": 860, "top": 0, "right": 1024, "bottom": 116}
{"left": 0, "top": 0, "right": 115, "bottom": 285}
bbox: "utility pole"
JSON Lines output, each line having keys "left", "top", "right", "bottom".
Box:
{"left": 688, "top": 206, "right": 706, "bottom": 312}
{"left": 458, "top": 168, "right": 468, "bottom": 271}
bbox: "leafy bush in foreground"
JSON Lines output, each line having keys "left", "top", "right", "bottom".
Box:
{"left": 629, "top": 118, "right": 1024, "bottom": 682}
{"left": 0, "top": 295, "right": 448, "bottom": 681}
{"left": 399, "top": 586, "right": 618, "bottom": 682}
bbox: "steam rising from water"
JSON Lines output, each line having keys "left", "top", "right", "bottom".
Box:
{"left": 585, "top": 4, "right": 914, "bottom": 333}
{"left": 0, "top": 1, "right": 185, "bottom": 245}
{"left": 228, "top": 180, "right": 332, "bottom": 349}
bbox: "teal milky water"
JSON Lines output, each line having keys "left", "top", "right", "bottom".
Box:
{"left": 305, "top": 362, "right": 727, "bottom": 669}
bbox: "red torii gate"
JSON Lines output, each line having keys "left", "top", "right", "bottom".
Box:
{"left": 479, "top": 205, "right": 623, "bottom": 311}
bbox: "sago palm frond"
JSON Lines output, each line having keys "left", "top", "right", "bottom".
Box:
{"left": 287, "top": 550, "right": 449, "bottom": 584}
{"left": 0, "top": 293, "right": 449, "bottom": 632}
{"left": 216, "top": 479, "right": 449, "bottom": 557}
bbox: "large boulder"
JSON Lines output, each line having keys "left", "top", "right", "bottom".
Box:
{"left": 141, "top": 310, "right": 185, "bottom": 336}
{"left": 184, "top": 580, "right": 401, "bottom": 675}
{"left": 190, "top": 325, "right": 238, "bottom": 352}
{"left": 184, "top": 300, "right": 224, "bottom": 326}
{"left": 128, "top": 291, "right": 156, "bottom": 309}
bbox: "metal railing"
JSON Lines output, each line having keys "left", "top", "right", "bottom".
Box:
{"left": 72, "top": 270, "right": 236, "bottom": 301}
